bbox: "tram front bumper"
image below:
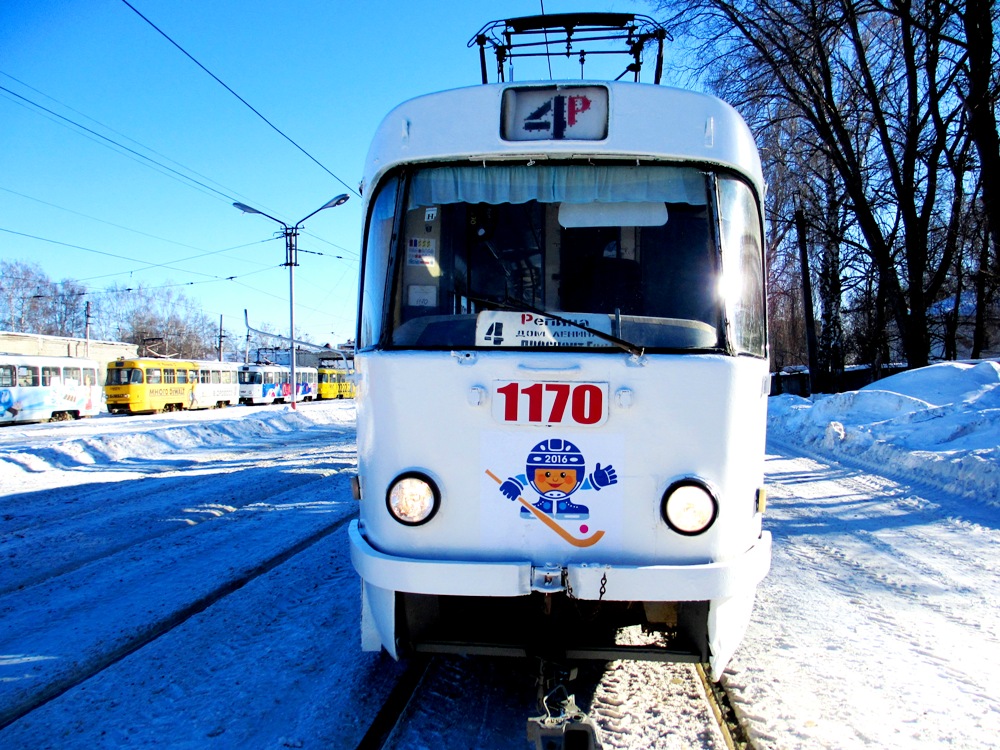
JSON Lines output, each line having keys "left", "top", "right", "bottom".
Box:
{"left": 348, "top": 520, "right": 771, "bottom": 602}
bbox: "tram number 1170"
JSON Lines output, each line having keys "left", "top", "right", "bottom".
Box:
{"left": 492, "top": 381, "right": 609, "bottom": 426}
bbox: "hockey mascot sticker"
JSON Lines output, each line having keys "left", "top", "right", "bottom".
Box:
{"left": 484, "top": 435, "right": 622, "bottom": 550}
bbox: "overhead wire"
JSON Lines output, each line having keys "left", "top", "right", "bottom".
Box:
{"left": 0, "top": 83, "right": 238, "bottom": 204}
{"left": 300, "top": 231, "right": 359, "bottom": 261}
{"left": 0, "top": 70, "right": 269, "bottom": 211}
{"left": 1, "top": 186, "right": 218, "bottom": 255}
{"left": 1, "top": 186, "right": 290, "bottom": 275}
{"left": 2, "top": 226, "right": 349, "bottom": 324}
{"left": 2, "top": 6, "right": 359, "bottom": 336}
{"left": 1, "top": 70, "right": 321, "bottom": 248}
{"left": 0, "top": 103, "right": 353, "bottom": 292}
{"left": 120, "top": 0, "right": 359, "bottom": 198}
{"left": 541, "top": 0, "right": 553, "bottom": 80}
{"left": 0, "top": 227, "right": 281, "bottom": 286}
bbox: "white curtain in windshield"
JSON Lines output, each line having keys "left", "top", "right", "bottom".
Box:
{"left": 408, "top": 165, "right": 707, "bottom": 207}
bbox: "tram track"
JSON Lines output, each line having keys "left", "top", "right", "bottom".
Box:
{"left": 0, "top": 514, "right": 353, "bottom": 731}
{"left": 1, "top": 403, "right": 768, "bottom": 747}
{"left": 696, "top": 664, "right": 755, "bottom": 750}
{"left": 0, "top": 420, "right": 356, "bottom": 600}
{"left": 0, "top": 466, "right": 344, "bottom": 598}
{"left": 353, "top": 653, "right": 749, "bottom": 749}
{"left": 355, "top": 655, "right": 431, "bottom": 750}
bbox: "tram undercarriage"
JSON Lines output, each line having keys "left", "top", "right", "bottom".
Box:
{"left": 397, "top": 591, "right": 711, "bottom": 664}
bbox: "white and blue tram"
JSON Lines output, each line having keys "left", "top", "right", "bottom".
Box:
{"left": 349, "top": 14, "right": 771, "bottom": 680}
{"left": 237, "top": 363, "right": 317, "bottom": 405}
{"left": 0, "top": 354, "right": 102, "bottom": 424}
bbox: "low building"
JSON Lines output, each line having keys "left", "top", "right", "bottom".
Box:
{"left": 0, "top": 331, "right": 138, "bottom": 384}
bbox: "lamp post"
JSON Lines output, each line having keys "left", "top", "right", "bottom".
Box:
{"left": 234, "top": 194, "right": 350, "bottom": 409}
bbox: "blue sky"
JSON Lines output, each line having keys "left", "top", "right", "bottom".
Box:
{"left": 1, "top": 0, "right": 659, "bottom": 349}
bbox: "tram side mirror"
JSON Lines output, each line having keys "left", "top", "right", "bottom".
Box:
{"left": 558, "top": 201, "right": 668, "bottom": 228}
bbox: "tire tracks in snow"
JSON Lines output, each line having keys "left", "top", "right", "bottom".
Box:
{"left": 764, "top": 441, "right": 1000, "bottom": 714}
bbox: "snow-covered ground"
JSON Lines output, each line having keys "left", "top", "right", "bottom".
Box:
{"left": 734, "top": 360, "right": 1000, "bottom": 749}
{"left": 1, "top": 360, "right": 998, "bottom": 748}
{"left": 768, "top": 360, "right": 1000, "bottom": 504}
{"left": 0, "top": 403, "right": 403, "bottom": 748}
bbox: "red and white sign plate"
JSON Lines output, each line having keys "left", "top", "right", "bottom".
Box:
{"left": 492, "top": 380, "right": 609, "bottom": 427}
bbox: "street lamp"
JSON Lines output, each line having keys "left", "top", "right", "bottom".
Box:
{"left": 234, "top": 194, "right": 350, "bottom": 409}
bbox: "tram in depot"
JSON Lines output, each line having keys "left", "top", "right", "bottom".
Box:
{"left": 348, "top": 14, "right": 772, "bottom": 681}
{"left": 237, "top": 363, "right": 318, "bottom": 405}
{"left": 104, "top": 358, "right": 238, "bottom": 414}
{"left": 317, "top": 354, "right": 356, "bottom": 400}
{"left": 317, "top": 367, "right": 355, "bottom": 400}
{"left": 0, "top": 354, "right": 102, "bottom": 424}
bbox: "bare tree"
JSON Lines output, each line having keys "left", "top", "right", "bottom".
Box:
{"left": 959, "top": 0, "right": 1000, "bottom": 272}
{"left": 1, "top": 260, "right": 50, "bottom": 333}
{"left": 656, "top": 0, "right": 985, "bottom": 370}
{"left": 1, "top": 260, "right": 245, "bottom": 359}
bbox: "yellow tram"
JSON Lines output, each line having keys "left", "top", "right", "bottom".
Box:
{"left": 317, "top": 366, "right": 356, "bottom": 400}
{"left": 104, "top": 358, "right": 239, "bottom": 414}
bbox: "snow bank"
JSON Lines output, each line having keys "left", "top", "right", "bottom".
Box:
{"left": 0, "top": 404, "right": 356, "bottom": 477}
{"left": 767, "top": 361, "right": 1000, "bottom": 505}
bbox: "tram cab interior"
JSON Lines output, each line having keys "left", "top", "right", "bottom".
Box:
{"left": 375, "top": 163, "right": 764, "bottom": 356}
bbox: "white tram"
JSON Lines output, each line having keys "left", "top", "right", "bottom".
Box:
{"left": 349, "top": 14, "right": 771, "bottom": 680}
{"left": 0, "top": 354, "right": 102, "bottom": 424}
{"left": 237, "top": 363, "right": 318, "bottom": 405}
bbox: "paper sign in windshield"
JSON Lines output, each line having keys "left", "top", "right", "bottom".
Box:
{"left": 476, "top": 311, "right": 611, "bottom": 348}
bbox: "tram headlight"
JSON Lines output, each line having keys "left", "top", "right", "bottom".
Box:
{"left": 386, "top": 472, "right": 440, "bottom": 526}
{"left": 661, "top": 480, "right": 718, "bottom": 535}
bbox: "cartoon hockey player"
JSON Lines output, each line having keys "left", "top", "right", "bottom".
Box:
{"left": 498, "top": 438, "right": 617, "bottom": 520}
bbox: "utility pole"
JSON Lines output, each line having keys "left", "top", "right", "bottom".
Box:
{"left": 233, "top": 194, "right": 350, "bottom": 409}
{"left": 85, "top": 300, "right": 92, "bottom": 358}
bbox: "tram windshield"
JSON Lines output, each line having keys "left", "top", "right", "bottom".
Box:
{"left": 238, "top": 371, "right": 263, "bottom": 385}
{"left": 361, "top": 164, "right": 764, "bottom": 355}
{"left": 106, "top": 367, "right": 143, "bottom": 385}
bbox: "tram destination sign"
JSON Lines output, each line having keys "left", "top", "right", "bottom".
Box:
{"left": 476, "top": 310, "right": 612, "bottom": 348}
{"left": 501, "top": 85, "right": 608, "bottom": 141}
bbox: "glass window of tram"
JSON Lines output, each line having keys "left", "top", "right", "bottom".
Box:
{"left": 359, "top": 176, "right": 400, "bottom": 349}
{"left": 18, "top": 366, "right": 39, "bottom": 387}
{"left": 368, "top": 164, "right": 738, "bottom": 353}
{"left": 718, "top": 177, "right": 766, "bottom": 357}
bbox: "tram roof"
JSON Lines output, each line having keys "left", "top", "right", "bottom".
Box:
{"left": 362, "top": 81, "right": 764, "bottom": 198}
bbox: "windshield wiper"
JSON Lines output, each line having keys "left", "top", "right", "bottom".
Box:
{"left": 467, "top": 295, "right": 644, "bottom": 357}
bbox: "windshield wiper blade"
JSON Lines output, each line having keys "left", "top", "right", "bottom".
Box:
{"left": 467, "top": 295, "right": 644, "bottom": 357}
